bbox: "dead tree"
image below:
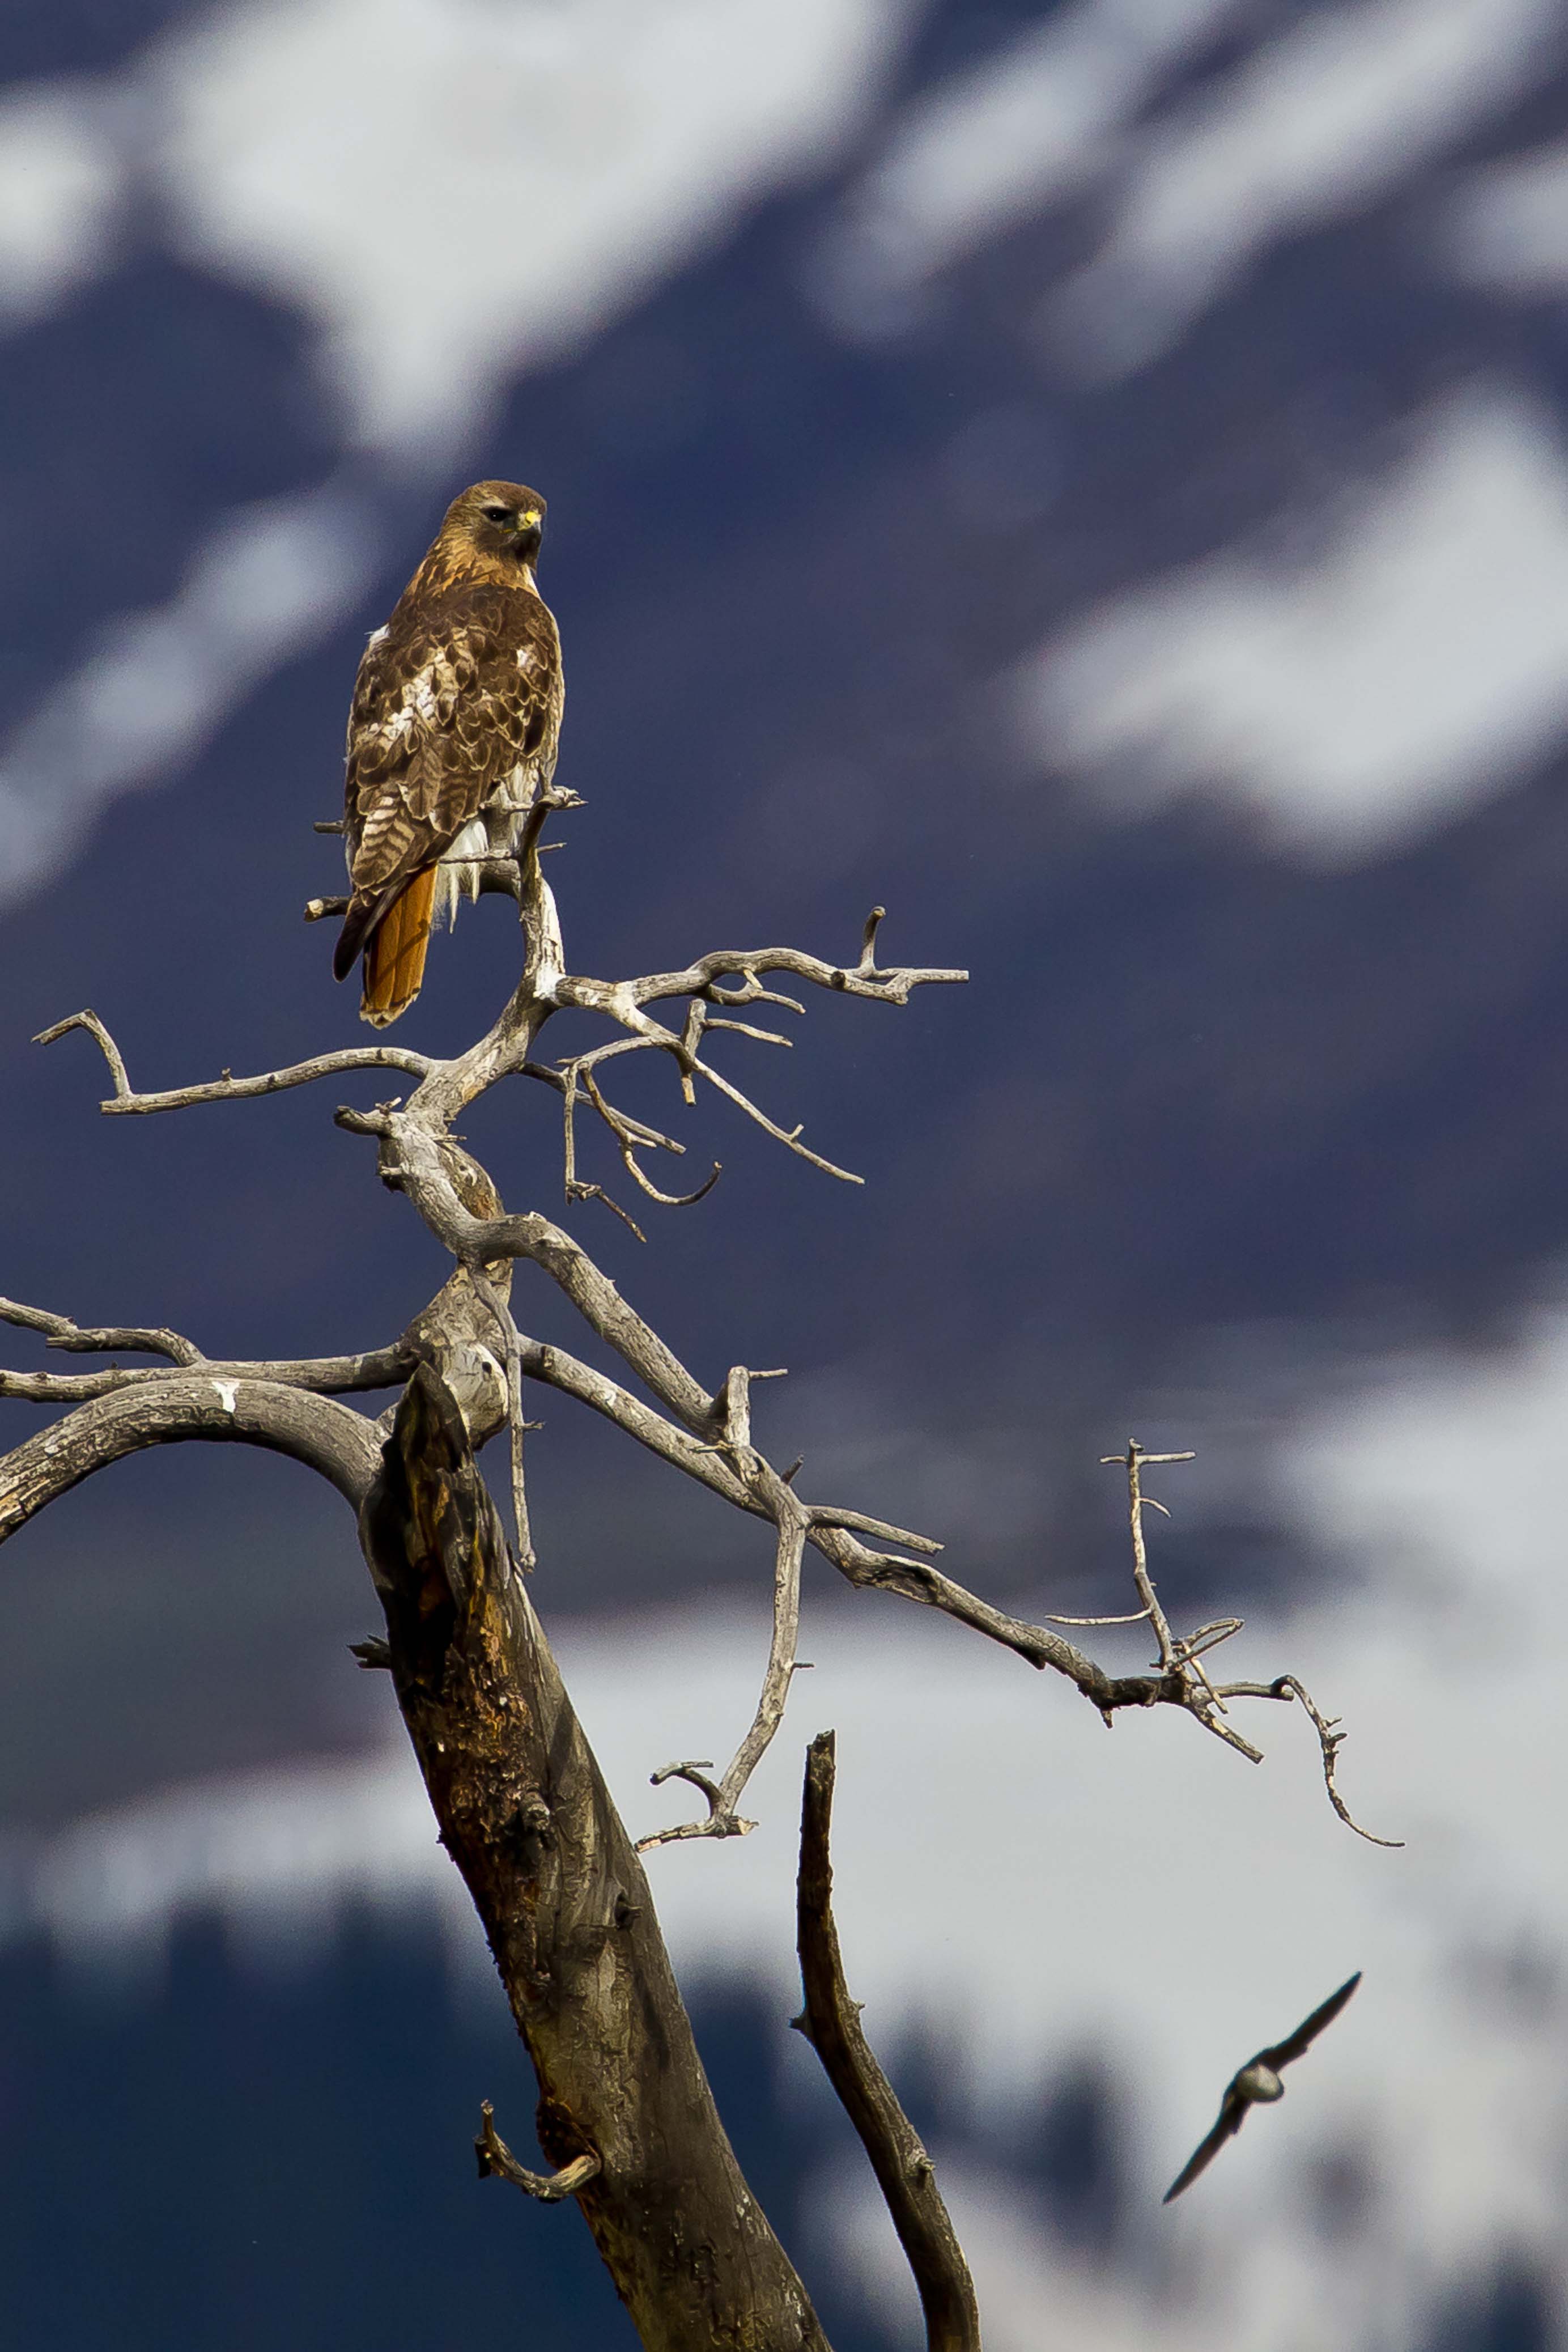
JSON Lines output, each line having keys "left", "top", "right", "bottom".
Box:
{"left": 0, "top": 812, "right": 1393, "bottom": 2350}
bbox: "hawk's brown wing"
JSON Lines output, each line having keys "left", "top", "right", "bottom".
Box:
{"left": 333, "top": 578, "right": 560, "bottom": 1016}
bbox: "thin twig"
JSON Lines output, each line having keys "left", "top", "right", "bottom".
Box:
{"left": 583, "top": 1070, "right": 720, "bottom": 1208}
{"left": 1272, "top": 1675, "right": 1404, "bottom": 1849}
{"left": 1042, "top": 1606, "right": 1152, "bottom": 1627}
{"left": 636, "top": 1761, "right": 752, "bottom": 1848}
{"left": 567, "top": 1181, "right": 648, "bottom": 1244}
{"left": 687, "top": 1042, "right": 863, "bottom": 1186}
{"left": 806, "top": 1506, "right": 942, "bottom": 1556}
{"left": 1101, "top": 1440, "right": 1193, "bottom": 1672}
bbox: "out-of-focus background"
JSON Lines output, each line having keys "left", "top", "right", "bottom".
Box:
{"left": 2, "top": 0, "right": 1567, "bottom": 2343}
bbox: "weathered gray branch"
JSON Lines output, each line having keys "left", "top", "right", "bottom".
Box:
{"left": 563, "top": 903, "right": 967, "bottom": 1013}
{"left": 796, "top": 1731, "right": 980, "bottom": 2352}
{"left": 1270, "top": 1674, "right": 1403, "bottom": 1849}
{"left": 37, "top": 1007, "right": 433, "bottom": 1109}
{"left": 0, "top": 1375, "right": 381, "bottom": 1542}
{"left": 0, "top": 1292, "right": 414, "bottom": 1405}
{"left": 0, "top": 1295, "right": 202, "bottom": 1363}
{"left": 638, "top": 1468, "right": 809, "bottom": 1851}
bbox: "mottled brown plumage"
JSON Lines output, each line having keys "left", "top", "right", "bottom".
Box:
{"left": 333, "top": 481, "right": 564, "bottom": 1026}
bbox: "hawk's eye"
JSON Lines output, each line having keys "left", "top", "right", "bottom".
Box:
{"left": 482, "top": 504, "right": 513, "bottom": 524}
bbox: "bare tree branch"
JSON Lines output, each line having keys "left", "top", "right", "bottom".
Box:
{"left": 0, "top": 1296, "right": 202, "bottom": 1364}
{"left": 37, "top": 903, "right": 962, "bottom": 1223}
{"left": 560, "top": 905, "right": 967, "bottom": 1015}
{"left": 796, "top": 1730, "right": 981, "bottom": 2352}
{"left": 306, "top": 852, "right": 532, "bottom": 926}
{"left": 1102, "top": 1440, "right": 1195, "bottom": 1675}
{"left": 537, "top": 1004, "right": 865, "bottom": 1185}
{"left": 1270, "top": 1674, "right": 1404, "bottom": 1849}
{"left": 36, "top": 1007, "right": 433, "bottom": 1110}
{"left": 336, "top": 1107, "right": 723, "bottom": 1432}
{"left": 580, "top": 1067, "right": 721, "bottom": 1210}
{"left": 638, "top": 1480, "right": 809, "bottom": 1851}
{"left": 0, "top": 1377, "right": 381, "bottom": 1544}
{"left": 475, "top": 2103, "right": 601, "bottom": 2202}
{"left": 0, "top": 1349, "right": 414, "bottom": 1406}
{"left": 0, "top": 1293, "right": 415, "bottom": 1405}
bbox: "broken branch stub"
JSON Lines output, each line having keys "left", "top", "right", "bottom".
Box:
{"left": 796, "top": 1731, "right": 980, "bottom": 2352}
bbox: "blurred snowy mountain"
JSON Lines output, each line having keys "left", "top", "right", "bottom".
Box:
{"left": 5, "top": 6, "right": 1568, "bottom": 2338}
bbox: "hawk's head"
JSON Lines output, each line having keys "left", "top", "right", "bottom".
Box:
{"left": 444, "top": 480, "right": 547, "bottom": 571}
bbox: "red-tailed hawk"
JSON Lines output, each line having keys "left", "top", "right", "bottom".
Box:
{"left": 333, "top": 481, "right": 564, "bottom": 1025}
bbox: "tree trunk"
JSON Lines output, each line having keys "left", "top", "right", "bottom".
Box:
{"left": 359, "top": 1364, "right": 830, "bottom": 2351}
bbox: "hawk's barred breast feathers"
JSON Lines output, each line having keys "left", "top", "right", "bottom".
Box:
{"left": 331, "top": 482, "right": 563, "bottom": 1026}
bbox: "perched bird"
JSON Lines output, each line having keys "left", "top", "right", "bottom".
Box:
{"left": 333, "top": 481, "right": 564, "bottom": 1026}
{"left": 1162, "top": 1971, "right": 1362, "bottom": 2204}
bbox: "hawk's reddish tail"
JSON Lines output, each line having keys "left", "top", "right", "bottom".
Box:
{"left": 359, "top": 868, "right": 437, "bottom": 1027}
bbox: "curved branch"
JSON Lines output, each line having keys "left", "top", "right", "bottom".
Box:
{"left": 0, "top": 1377, "right": 381, "bottom": 1546}
{"left": 36, "top": 1007, "right": 432, "bottom": 1112}
{"left": 1271, "top": 1674, "right": 1404, "bottom": 1849}
{"left": 474, "top": 2104, "right": 600, "bottom": 2202}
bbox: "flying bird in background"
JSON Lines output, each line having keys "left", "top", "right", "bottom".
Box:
{"left": 333, "top": 481, "right": 564, "bottom": 1026}
{"left": 1163, "top": 1971, "right": 1362, "bottom": 2204}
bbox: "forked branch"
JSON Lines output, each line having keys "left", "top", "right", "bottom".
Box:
{"left": 0, "top": 1290, "right": 414, "bottom": 1407}
{"left": 638, "top": 1466, "right": 809, "bottom": 1851}
{"left": 576, "top": 903, "right": 967, "bottom": 1014}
